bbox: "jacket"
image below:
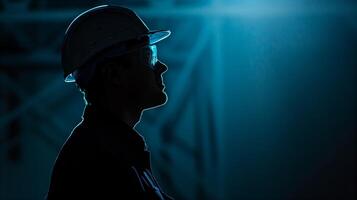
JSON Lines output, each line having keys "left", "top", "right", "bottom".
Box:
{"left": 46, "top": 105, "right": 173, "bottom": 200}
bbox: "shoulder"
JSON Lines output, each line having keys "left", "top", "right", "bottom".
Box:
{"left": 47, "top": 120, "right": 143, "bottom": 199}
{"left": 56, "top": 121, "right": 130, "bottom": 169}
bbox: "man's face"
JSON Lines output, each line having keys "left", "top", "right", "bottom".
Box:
{"left": 115, "top": 45, "right": 168, "bottom": 109}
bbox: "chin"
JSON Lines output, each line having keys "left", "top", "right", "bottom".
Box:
{"left": 143, "top": 90, "right": 168, "bottom": 110}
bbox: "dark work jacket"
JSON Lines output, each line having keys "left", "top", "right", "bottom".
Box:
{"left": 46, "top": 106, "right": 173, "bottom": 200}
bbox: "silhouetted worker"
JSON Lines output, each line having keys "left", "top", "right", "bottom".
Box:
{"left": 46, "top": 5, "right": 173, "bottom": 200}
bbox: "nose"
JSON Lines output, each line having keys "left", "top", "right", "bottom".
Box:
{"left": 154, "top": 60, "right": 168, "bottom": 74}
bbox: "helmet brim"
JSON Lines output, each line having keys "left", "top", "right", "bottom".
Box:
{"left": 148, "top": 30, "right": 171, "bottom": 45}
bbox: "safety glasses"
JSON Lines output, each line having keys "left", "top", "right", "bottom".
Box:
{"left": 148, "top": 45, "right": 158, "bottom": 69}
{"left": 135, "top": 44, "right": 158, "bottom": 70}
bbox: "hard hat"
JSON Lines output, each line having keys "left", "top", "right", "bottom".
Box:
{"left": 61, "top": 5, "right": 171, "bottom": 83}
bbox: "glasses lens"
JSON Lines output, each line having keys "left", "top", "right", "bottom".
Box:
{"left": 149, "top": 45, "right": 158, "bottom": 68}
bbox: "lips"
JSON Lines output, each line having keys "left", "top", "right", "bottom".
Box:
{"left": 157, "top": 81, "right": 165, "bottom": 89}
{"left": 155, "top": 73, "right": 165, "bottom": 89}
{"left": 156, "top": 79, "right": 165, "bottom": 89}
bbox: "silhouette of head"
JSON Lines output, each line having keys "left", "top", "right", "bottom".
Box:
{"left": 61, "top": 5, "right": 171, "bottom": 112}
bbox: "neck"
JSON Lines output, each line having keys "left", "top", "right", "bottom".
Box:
{"left": 118, "top": 106, "right": 143, "bottom": 128}
{"left": 89, "top": 101, "right": 143, "bottom": 128}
